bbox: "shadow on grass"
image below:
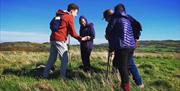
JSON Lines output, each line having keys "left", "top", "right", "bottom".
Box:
{"left": 1, "top": 62, "right": 108, "bottom": 80}
{"left": 150, "top": 79, "right": 172, "bottom": 91}
{"left": 2, "top": 63, "right": 48, "bottom": 78}
{"left": 139, "top": 63, "right": 155, "bottom": 75}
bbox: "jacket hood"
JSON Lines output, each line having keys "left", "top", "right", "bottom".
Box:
{"left": 56, "top": 9, "right": 69, "bottom": 16}
{"left": 79, "top": 16, "right": 88, "bottom": 26}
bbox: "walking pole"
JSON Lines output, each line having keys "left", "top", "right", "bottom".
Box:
{"left": 106, "top": 49, "right": 112, "bottom": 79}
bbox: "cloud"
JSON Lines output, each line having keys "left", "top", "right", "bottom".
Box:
{"left": 0, "top": 31, "right": 50, "bottom": 43}
{"left": 0, "top": 31, "right": 108, "bottom": 44}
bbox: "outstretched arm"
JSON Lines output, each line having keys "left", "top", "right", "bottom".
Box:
{"left": 68, "top": 16, "right": 81, "bottom": 41}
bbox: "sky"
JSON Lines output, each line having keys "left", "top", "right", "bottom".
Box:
{"left": 0, "top": 0, "right": 180, "bottom": 44}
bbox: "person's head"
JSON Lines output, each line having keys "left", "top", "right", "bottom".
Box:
{"left": 67, "top": 3, "right": 79, "bottom": 17}
{"left": 114, "top": 3, "right": 126, "bottom": 13}
{"left": 103, "top": 9, "right": 113, "bottom": 22}
{"left": 79, "top": 16, "right": 87, "bottom": 27}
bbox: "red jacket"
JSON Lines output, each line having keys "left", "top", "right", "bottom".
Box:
{"left": 50, "top": 10, "right": 81, "bottom": 41}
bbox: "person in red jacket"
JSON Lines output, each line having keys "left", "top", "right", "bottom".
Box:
{"left": 43, "top": 3, "right": 89, "bottom": 79}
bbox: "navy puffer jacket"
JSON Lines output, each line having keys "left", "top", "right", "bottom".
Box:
{"left": 79, "top": 16, "right": 95, "bottom": 49}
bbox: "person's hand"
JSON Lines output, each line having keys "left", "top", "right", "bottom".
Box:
{"left": 87, "top": 36, "right": 91, "bottom": 40}
{"left": 81, "top": 36, "right": 87, "bottom": 41}
{"left": 81, "top": 36, "right": 91, "bottom": 41}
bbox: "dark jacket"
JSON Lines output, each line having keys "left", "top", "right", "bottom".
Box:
{"left": 106, "top": 12, "right": 135, "bottom": 51}
{"left": 79, "top": 16, "right": 95, "bottom": 49}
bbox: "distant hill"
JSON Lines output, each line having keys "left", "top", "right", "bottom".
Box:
{"left": 0, "top": 40, "right": 180, "bottom": 52}
{"left": 93, "top": 40, "right": 180, "bottom": 52}
{"left": 0, "top": 42, "right": 49, "bottom": 52}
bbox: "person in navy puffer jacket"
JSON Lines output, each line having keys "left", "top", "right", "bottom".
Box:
{"left": 106, "top": 4, "right": 136, "bottom": 91}
{"left": 103, "top": 8, "right": 144, "bottom": 91}
{"left": 79, "top": 16, "right": 95, "bottom": 72}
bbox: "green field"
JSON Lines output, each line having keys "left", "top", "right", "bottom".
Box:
{"left": 0, "top": 41, "right": 180, "bottom": 91}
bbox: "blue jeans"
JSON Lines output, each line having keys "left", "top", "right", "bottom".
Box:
{"left": 128, "top": 57, "right": 143, "bottom": 85}
{"left": 43, "top": 41, "right": 68, "bottom": 78}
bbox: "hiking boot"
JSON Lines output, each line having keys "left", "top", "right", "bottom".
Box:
{"left": 121, "top": 82, "right": 130, "bottom": 91}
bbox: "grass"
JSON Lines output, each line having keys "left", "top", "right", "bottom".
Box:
{"left": 0, "top": 50, "right": 180, "bottom": 91}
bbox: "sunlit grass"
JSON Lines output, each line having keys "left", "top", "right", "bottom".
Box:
{"left": 0, "top": 51, "right": 180, "bottom": 91}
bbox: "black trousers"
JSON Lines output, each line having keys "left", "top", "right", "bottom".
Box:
{"left": 114, "top": 48, "right": 134, "bottom": 84}
{"left": 80, "top": 48, "right": 92, "bottom": 69}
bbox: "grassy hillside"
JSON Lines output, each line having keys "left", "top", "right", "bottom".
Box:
{"left": 0, "top": 42, "right": 49, "bottom": 52}
{"left": 136, "top": 40, "right": 180, "bottom": 52}
{"left": 0, "top": 40, "right": 180, "bottom": 52}
{"left": 0, "top": 41, "right": 180, "bottom": 91}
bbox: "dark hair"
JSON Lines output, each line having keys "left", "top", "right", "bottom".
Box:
{"left": 67, "top": 3, "right": 79, "bottom": 12}
{"left": 114, "top": 3, "right": 126, "bottom": 12}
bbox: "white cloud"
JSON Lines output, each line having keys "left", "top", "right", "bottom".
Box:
{"left": 0, "top": 31, "right": 50, "bottom": 43}
{"left": 94, "top": 38, "right": 107, "bottom": 44}
{"left": 0, "top": 31, "right": 108, "bottom": 44}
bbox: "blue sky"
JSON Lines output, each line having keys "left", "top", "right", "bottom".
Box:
{"left": 0, "top": 0, "right": 180, "bottom": 44}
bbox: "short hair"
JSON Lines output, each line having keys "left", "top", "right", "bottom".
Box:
{"left": 103, "top": 9, "right": 113, "bottom": 19}
{"left": 114, "top": 3, "right": 126, "bottom": 12}
{"left": 67, "top": 3, "right": 79, "bottom": 12}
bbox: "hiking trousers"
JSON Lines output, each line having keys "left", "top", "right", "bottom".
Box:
{"left": 80, "top": 47, "right": 92, "bottom": 70}
{"left": 43, "top": 41, "right": 68, "bottom": 78}
{"left": 114, "top": 48, "right": 134, "bottom": 91}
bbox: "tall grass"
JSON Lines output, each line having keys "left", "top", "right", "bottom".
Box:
{"left": 0, "top": 51, "right": 180, "bottom": 91}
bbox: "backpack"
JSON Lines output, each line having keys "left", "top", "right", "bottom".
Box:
{"left": 127, "top": 15, "right": 142, "bottom": 39}
{"left": 50, "top": 14, "right": 63, "bottom": 32}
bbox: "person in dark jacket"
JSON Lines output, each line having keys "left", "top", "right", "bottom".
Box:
{"left": 79, "top": 16, "right": 95, "bottom": 72}
{"left": 105, "top": 4, "right": 138, "bottom": 91}
{"left": 112, "top": 4, "right": 144, "bottom": 90}
{"left": 103, "top": 9, "right": 144, "bottom": 90}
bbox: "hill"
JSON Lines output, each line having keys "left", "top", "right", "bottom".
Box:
{"left": 0, "top": 40, "right": 180, "bottom": 52}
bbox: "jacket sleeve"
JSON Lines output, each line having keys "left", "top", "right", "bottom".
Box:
{"left": 89, "top": 23, "right": 95, "bottom": 40}
{"left": 105, "top": 23, "right": 113, "bottom": 40}
{"left": 68, "top": 16, "right": 81, "bottom": 41}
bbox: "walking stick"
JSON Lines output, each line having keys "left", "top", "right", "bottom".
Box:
{"left": 106, "top": 49, "right": 112, "bottom": 79}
